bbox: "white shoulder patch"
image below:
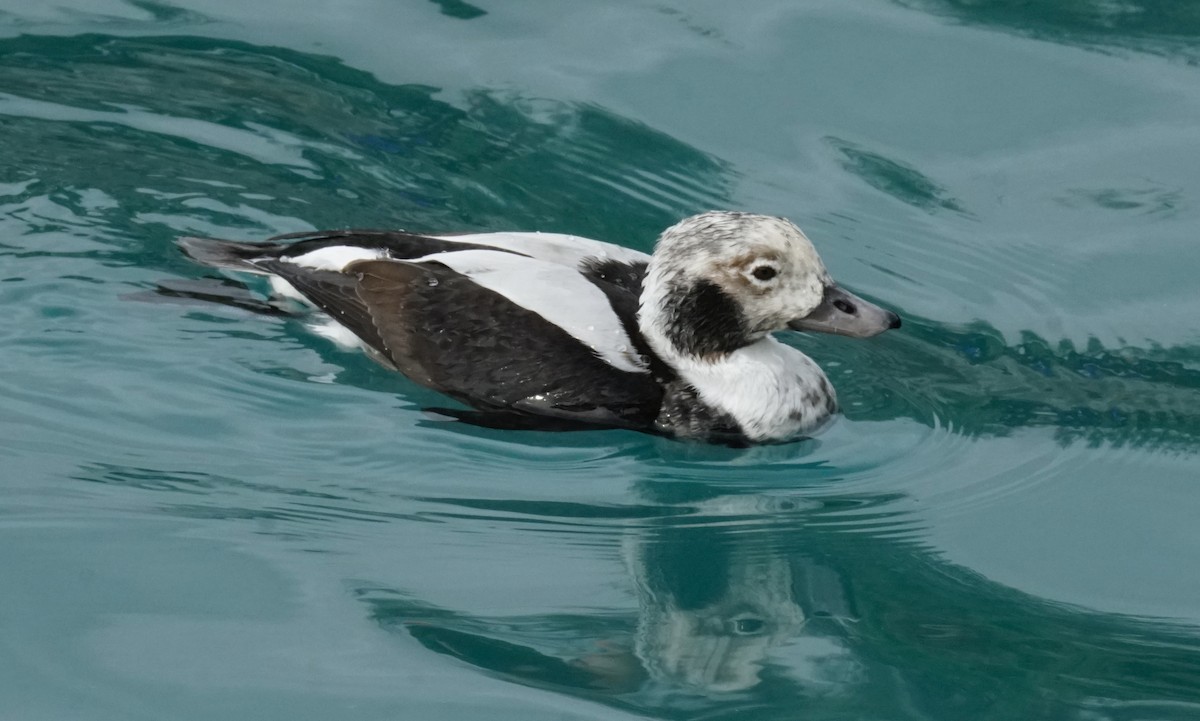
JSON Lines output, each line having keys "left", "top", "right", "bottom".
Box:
{"left": 417, "top": 249, "right": 649, "bottom": 375}
{"left": 433, "top": 232, "right": 649, "bottom": 268}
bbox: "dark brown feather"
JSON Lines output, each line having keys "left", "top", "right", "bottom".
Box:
{"left": 347, "top": 259, "right": 663, "bottom": 427}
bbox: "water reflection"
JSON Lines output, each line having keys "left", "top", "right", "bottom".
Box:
{"left": 359, "top": 497, "right": 866, "bottom": 709}
{"left": 897, "top": 0, "right": 1200, "bottom": 59}
{"left": 3, "top": 14, "right": 1198, "bottom": 721}
{"left": 624, "top": 515, "right": 836, "bottom": 694}
{"left": 427, "top": 0, "right": 487, "bottom": 20}
{"left": 831, "top": 314, "right": 1200, "bottom": 453}
{"left": 360, "top": 482, "right": 1200, "bottom": 719}
{"left": 0, "top": 32, "right": 734, "bottom": 260}
{"left": 825, "top": 137, "right": 967, "bottom": 215}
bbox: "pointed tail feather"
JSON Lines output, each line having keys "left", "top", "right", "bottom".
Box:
{"left": 177, "top": 236, "right": 271, "bottom": 273}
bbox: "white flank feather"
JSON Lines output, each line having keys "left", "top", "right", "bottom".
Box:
{"left": 307, "top": 317, "right": 367, "bottom": 350}
{"left": 268, "top": 275, "right": 307, "bottom": 304}
{"left": 283, "top": 245, "right": 386, "bottom": 271}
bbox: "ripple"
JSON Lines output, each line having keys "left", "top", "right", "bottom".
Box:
{"left": 825, "top": 137, "right": 967, "bottom": 214}
{"left": 0, "top": 92, "right": 334, "bottom": 170}
{"left": 0, "top": 8, "right": 1198, "bottom": 721}
{"left": 896, "top": 0, "right": 1200, "bottom": 62}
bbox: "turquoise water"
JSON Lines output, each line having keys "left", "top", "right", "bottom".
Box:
{"left": 3, "top": 0, "right": 1200, "bottom": 718}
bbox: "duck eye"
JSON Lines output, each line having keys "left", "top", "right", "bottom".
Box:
{"left": 751, "top": 265, "right": 777, "bottom": 282}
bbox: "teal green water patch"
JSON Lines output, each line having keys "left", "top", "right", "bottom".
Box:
{"left": 897, "top": 0, "right": 1200, "bottom": 59}
{"left": 824, "top": 137, "right": 967, "bottom": 215}
{"left": 428, "top": 0, "right": 487, "bottom": 21}
{"left": 2, "top": 1, "right": 1200, "bottom": 719}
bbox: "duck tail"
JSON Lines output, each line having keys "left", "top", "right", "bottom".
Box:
{"left": 177, "top": 236, "right": 270, "bottom": 273}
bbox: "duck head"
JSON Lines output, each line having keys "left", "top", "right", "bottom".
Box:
{"left": 639, "top": 211, "right": 900, "bottom": 359}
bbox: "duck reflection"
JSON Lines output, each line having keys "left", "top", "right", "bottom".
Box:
{"left": 362, "top": 492, "right": 870, "bottom": 705}
{"left": 624, "top": 506, "right": 844, "bottom": 693}
{"left": 360, "top": 479, "right": 1200, "bottom": 719}
{"left": 630, "top": 549, "right": 807, "bottom": 693}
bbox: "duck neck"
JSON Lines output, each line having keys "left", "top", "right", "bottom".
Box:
{"left": 638, "top": 280, "right": 837, "bottom": 442}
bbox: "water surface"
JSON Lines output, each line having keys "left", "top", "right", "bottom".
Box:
{"left": 2, "top": 1, "right": 1199, "bottom": 719}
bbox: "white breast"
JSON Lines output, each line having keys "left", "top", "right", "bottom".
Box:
{"left": 665, "top": 337, "right": 835, "bottom": 441}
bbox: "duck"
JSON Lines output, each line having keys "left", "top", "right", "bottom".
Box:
{"left": 178, "top": 211, "right": 900, "bottom": 444}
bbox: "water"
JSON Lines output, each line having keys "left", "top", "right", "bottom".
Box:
{"left": 2, "top": 1, "right": 1199, "bottom": 719}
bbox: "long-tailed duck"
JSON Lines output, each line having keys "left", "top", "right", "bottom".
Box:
{"left": 179, "top": 211, "right": 900, "bottom": 444}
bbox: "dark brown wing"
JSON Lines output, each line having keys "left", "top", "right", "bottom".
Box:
{"left": 256, "top": 260, "right": 392, "bottom": 366}
{"left": 350, "top": 259, "right": 663, "bottom": 428}
{"left": 260, "top": 257, "right": 663, "bottom": 429}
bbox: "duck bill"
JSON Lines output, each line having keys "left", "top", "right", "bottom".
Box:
{"left": 787, "top": 284, "right": 901, "bottom": 338}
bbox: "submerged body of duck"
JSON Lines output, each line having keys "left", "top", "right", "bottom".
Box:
{"left": 179, "top": 211, "right": 900, "bottom": 444}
